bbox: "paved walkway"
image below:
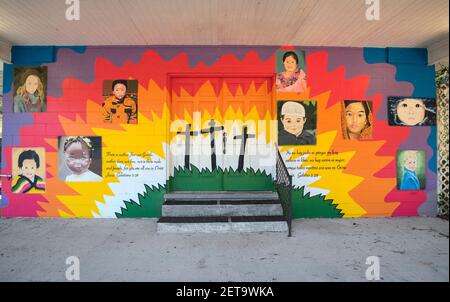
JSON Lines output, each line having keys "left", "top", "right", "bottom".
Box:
{"left": 0, "top": 217, "right": 448, "bottom": 282}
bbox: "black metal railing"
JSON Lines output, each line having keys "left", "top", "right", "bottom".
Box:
{"left": 0, "top": 174, "right": 11, "bottom": 180}
{"left": 274, "top": 145, "right": 293, "bottom": 237}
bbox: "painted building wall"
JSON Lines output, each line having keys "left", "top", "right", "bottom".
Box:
{"left": 0, "top": 46, "right": 437, "bottom": 218}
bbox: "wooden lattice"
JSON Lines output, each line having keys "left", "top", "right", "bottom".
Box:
{"left": 437, "top": 65, "right": 449, "bottom": 219}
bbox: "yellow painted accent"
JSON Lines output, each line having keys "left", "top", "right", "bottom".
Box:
{"left": 286, "top": 131, "right": 367, "bottom": 218}
{"left": 54, "top": 82, "right": 170, "bottom": 217}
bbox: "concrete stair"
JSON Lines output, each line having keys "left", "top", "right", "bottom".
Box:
{"left": 157, "top": 191, "right": 288, "bottom": 234}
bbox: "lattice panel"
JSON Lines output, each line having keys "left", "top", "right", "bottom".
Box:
{"left": 437, "top": 66, "right": 449, "bottom": 218}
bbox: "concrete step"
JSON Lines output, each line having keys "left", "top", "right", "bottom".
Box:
{"left": 157, "top": 216, "right": 288, "bottom": 233}
{"left": 164, "top": 191, "right": 279, "bottom": 201}
{"left": 162, "top": 200, "right": 283, "bottom": 217}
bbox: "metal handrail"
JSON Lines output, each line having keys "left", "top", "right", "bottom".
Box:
{"left": 274, "top": 144, "right": 293, "bottom": 237}
{"left": 0, "top": 174, "right": 11, "bottom": 180}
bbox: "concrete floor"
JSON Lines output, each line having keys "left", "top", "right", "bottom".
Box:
{"left": 0, "top": 217, "right": 448, "bottom": 282}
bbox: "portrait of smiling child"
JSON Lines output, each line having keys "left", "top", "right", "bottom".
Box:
{"left": 278, "top": 101, "right": 316, "bottom": 145}
{"left": 276, "top": 50, "right": 307, "bottom": 93}
{"left": 13, "top": 66, "right": 47, "bottom": 113}
{"left": 397, "top": 150, "right": 426, "bottom": 191}
{"left": 59, "top": 136, "right": 102, "bottom": 182}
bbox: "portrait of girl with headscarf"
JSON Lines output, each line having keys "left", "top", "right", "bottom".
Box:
{"left": 341, "top": 100, "right": 373, "bottom": 140}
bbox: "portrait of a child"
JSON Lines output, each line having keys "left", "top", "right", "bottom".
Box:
{"left": 388, "top": 97, "right": 436, "bottom": 126}
{"left": 278, "top": 101, "right": 316, "bottom": 145}
{"left": 397, "top": 150, "right": 426, "bottom": 191}
{"left": 13, "top": 66, "right": 47, "bottom": 113}
{"left": 11, "top": 149, "right": 46, "bottom": 194}
{"left": 102, "top": 79, "right": 138, "bottom": 124}
{"left": 276, "top": 50, "right": 307, "bottom": 93}
{"left": 341, "top": 100, "right": 373, "bottom": 140}
{"left": 59, "top": 136, "right": 102, "bottom": 182}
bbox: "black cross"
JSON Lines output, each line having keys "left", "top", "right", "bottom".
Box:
{"left": 222, "top": 132, "right": 227, "bottom": 155}
{"left": 177, "top": 123, "right": 199, "bottom": 169}
{"left": 201, "top": 120, "right": 224, "bottom": 171}
{"left": 233, "top": 125, "right": 256, "bottom": 172}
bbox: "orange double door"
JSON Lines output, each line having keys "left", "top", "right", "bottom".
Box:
{"left": 169, "top": 76, "right": 275, "bottom": 191}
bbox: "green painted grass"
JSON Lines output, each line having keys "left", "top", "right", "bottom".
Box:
{"left": 116, "top": 165, "right": 344, "bottom": 218}
{"left": 292, "top": 186, "right": 344, "bottom": 218}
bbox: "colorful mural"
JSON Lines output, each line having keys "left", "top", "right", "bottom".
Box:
{"left": 0, "top": 46, "right": 437, "bottom": 218}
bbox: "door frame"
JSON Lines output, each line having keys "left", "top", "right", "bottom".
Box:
{"left": 166, "top": 73, "right": 276, "bottom": 192}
